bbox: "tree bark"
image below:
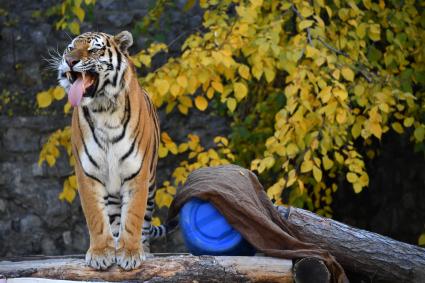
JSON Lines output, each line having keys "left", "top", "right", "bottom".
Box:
{"left": 277, "top": 206, "right": 425, "bottom": 283}
{"left": 0, "top": 254, "right": 310, "bottom": 282}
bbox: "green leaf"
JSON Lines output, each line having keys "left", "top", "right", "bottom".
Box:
{"left": 72, "top": 6, "right": 85, "bottom": 22}
{"left": 313, "top": 166, "right": 322, "bottom": 182}
{"left": 183, "top": 0, "right": 196, "bottom": 11}
{"left": 233, "top": 82, "right": 248, "bottom": 101}
{"left": 68, "top": 21, "right": 80, "bottom": 35}
{"left": 419, "top": 233, "right": 425, "bottom": 246}
{"left": 299, "top": 20, "right": 314, "bottom": 30}
{"left": 227, "top": 98, "right": 237, "bottom": 112}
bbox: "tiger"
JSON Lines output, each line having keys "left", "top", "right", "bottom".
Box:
{"left": 56, "top": 31, "right": 165, "bottom": 270}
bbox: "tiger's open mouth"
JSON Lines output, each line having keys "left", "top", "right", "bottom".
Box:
{"left": 65, "top": 71, "right": 99, "bottom": 106}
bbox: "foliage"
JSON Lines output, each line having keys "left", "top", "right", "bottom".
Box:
{"left": 37, "top": 0, "right": 424, "bottom": 226}
{"left": 419, "top": 232, "right": 425, "bottom": 246}
{"left": 54, "top": 0, "right": 96, "bottom": 35}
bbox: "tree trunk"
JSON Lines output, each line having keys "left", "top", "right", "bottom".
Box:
{"left": 277, "top": 206, "right": 425, "bottom": 283}
{"left": 0, "top": 254, "right": 329, "bottom": 283}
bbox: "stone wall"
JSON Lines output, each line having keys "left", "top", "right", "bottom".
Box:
{"left": 0, "top": 116, "right": 87, "bottom": 256}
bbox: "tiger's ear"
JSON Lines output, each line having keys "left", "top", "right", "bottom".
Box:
{"left": 114, "top": 31, "right": 133, "bottom": 53}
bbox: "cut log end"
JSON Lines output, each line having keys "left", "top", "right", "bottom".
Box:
{"left": 293, "top": 257, "right": 330, "bottom": 283}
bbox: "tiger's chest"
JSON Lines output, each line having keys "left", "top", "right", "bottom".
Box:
{"left": 79, "top": 109, "right": 143, "bottom": 195}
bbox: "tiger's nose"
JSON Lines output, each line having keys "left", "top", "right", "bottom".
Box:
{"left": 65, "top": 55, "right": 80, "bottom": 68}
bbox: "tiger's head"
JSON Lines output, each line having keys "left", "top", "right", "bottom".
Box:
{"left": 57, "top": 31, "right": 133, "bottom": 107}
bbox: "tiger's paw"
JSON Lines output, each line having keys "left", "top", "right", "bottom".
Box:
{"left": 116, "top": 246, "right": 146, "bottom": 270}
{"left": 85, "top": 246, "right": 115, "bottom": 270}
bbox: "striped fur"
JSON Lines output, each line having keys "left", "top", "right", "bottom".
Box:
{"left": 57, "top": 31, "right": 164, "bottom": 270}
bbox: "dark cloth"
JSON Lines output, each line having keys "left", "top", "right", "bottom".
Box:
{"left": 168, "top": 165, "right": 348, "bottom": 283}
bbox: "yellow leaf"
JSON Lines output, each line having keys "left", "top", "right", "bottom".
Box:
{"left": 59, "top": 180, "right": 76, "bottom": 203}
{"left": 313, "top": 166, "right": 322, "bottom": 182}
{"left": 418, "top": 233, "right": 425, "bottom": 246}
{"left": 341, "top": 67, "right": 355, "bottom": 81}
{"left": 212, "top": 81, "right": 223, "bottom": 93}
{"left": 161, "top": 132, "right": 173, "bottom": 144}
{"left": 333, "top": 88, "right": 348, "bottom": 101}
{"left": 332, "top": 69, "right": 340, "bottom": 80}
{"left": 166, "top": 185, "right": 177, "bottom": 195}
{"left": 206, "top": 87, "right": 215, "bottom": 99}
{"left": 264, "top": 68, "right": 275, "bottom": 83}
{"left": 233, "top": 82, "right": 248, "bottom": 101}
{"left": 155, "top": 190, "right": 173, "bottom": 208}
{"left": 414, "top": 126, "right": 424, "bottom": 142}
{"left": 335, "top": 152, "right": 344, "bottom": 164}
{"left": 286, "top": 169, "right": 297, "bottom": 187}
{"left": 286, "top": 143, "right": 298, "bottom": 156}
{"left": 227, "top": 98, "right": 237, "bottom": 112}
{"left": 166, "top": 143, "right": 178, "bottom": 155}
{"left": 369, "top": 122, "right": 382, "bottom": 139}
{"left": 238, "top": 65, "right": 250, "bottom": 79}
{"left": 299, "top": 20, "right": 314, "bottom": 30}
{"left": 403, "top": 117, "right": 414, "bottom": 127}
{"left": 322, "top": 155, "right": 334, "bottom": 170}
{"left": 263, "top": 156, "right": 275, "bottom": 169}
{"left": 170, "top": 84, "right": 181, "bottom": 97}
{"left": 178, "top": 143, "right": 189, "bottom": 153}
{"left": 64, "top": 102, "right": 72, "bottom": 114}
{"left": 53, "top": 87, "right": 65, "bottom": 100}
{"left": 298, "top": 179, "right": 305, "bottom": 193}
{"left": 250, "top": 0, "right": 263, "bottom": 7}
{"left": 139, "top": 54, "right": 151, "bottom": 67}
{"left": 346, "top": 172, "right": 358, "bottom": 183}
{"left": 195, "top": 96, "right": 208, "bottom": 111}
{"left": 358, "top": 173, "right": 369, "bottom": 186}
{"left": 354, "top": 84, "right": 365, "bottom": 96}
{"left": 336, "top": 109, "right": 347, "bottom": 124}
{"left": 152, "top": 217, "right": 161, "bottom": 226}
{"left": 301, "top": 160, "right": 313, "bottom": 173}
{"left": 353, "top": 183, "right": 363, "bottom": 193}
{"left": 46, "top": 154, "right": 56, "bottom": 167}
{"left": 158, "top": 145, "right": 168, "bottom": 158}
{"left": 155, "top": 79, "right": 170, "bottom": 96}
{"left": 178, "top": 104, "right": 188, "bottom": 115}
{"left": 177, "top": 75, "right": 188, "bottom": 88}
{"left": 68, "top": 21, "right": 80, "bottom": 35}
{"left": 68, "top": 175, "right": 77, "bottom": 188}
{"left": 369, "top": 24, "right": 381, "bottom": 41}
{"left": 72, "top": 6, "right": 85, "bottom": 22}
{"left": 391, "top": 122, "right": 404, "bottom": 134}
{"left": 37, "top": 91, "right": 53, "bottom": 108}
{"left": 178, "top": 95, "right": 193, "bottom": 107}
{"left": 267, "top": 183, "right": 283, "bottom": 200}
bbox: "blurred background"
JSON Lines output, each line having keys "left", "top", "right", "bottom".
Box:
{"left": 0, "top": 0, "right": 424, "bottom": 258}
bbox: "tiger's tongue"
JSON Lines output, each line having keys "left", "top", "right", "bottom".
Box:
{"left": 68, "top": 74, "right": 93, "bottom": 107}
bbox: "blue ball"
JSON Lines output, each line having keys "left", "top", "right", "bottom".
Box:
{"left": 179, "top": 198, "right": 256, "bottom": 256}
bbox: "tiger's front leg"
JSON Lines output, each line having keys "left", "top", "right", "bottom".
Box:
{"left": 76, "top": 171, "right": 116, "bottom": 270}
{"left": 116, "top": 176, "right": 149, "bottom": 270}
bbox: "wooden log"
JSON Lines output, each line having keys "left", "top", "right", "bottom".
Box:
{"left": 277, "top": 206, "right": 425, "bottom": 283}
{"left": 293, "top": 257, "right": 330, "bottom": 283}
{"left": 0, "top": 254, "right": 301, "bottom": 283}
